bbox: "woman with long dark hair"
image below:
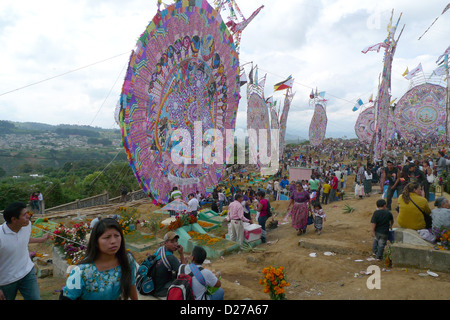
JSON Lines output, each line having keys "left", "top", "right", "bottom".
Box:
{"left": 62, "top": 218, "right": 138, "bottom": 300}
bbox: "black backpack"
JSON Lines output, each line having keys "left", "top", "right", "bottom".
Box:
{"left": 266, "top": 200, "right": 272, "bottom": 217}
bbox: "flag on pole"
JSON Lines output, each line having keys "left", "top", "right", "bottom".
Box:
{"left": 352, "top": 98, "right": 364, "bottom": 112}
{"left": 418, "top": 4, "right": 450, "bottom": 40}
{"left": 361, "top": 42, "right": 389, "bottom": 54}
{"left": 442, "top": 3, "right": 450, "bottom": 15}
{"left": 318, "top": 91, "right": 326, "bottom": 98}
{"left": 273, "top": 75, "right": 294, "bottom": 92}
{"left": 258, "top": 73, "right": 267, "bottom": 89}
{"left": 369, "top": 94, "right": 373, "bottom": 102}
{"left": 402, "top": 67, "right": 409, "bottom": 77}
{"left": 239, "top": 71, "right": 247, "bottom": 87}
{"left": 404, "top": 63, "right": 423, "bottom": 80}
{"left": 432, "top": 64, "right": 447, "bottom": 76}
{"left": 436, "top": 46, "right": 450, "bottom": 64}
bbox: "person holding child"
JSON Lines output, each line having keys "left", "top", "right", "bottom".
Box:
{"left": 370, "top": 199, "right": 394, "bottom": 261}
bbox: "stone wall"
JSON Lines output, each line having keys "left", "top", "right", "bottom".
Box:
{"left": 45, "top": 190, "right": 148, "bottom": 213}
{"left": 391, "top": 228, "right": 450, "bottom": 272}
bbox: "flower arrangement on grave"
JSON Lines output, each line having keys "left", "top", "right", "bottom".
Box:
{"left": 53, "top": 222, "right": 89, "bottom": 265}
{"left": 259, "top": 266, "right": 290, "bottom": 300}
{"left": 117, "top": 207, "right": 139, "bottom": 235}
{"left": 118, "top": 216, "right": 136, "bottom": 235}
{"left": 187, "top": 231, "right": 221, "bottom": 246}
{"left": 384, "top": 245, "right": 392, "bottom": 267}
{"left": 197, "top": 221, "right": 215, "bottom": 228}
{"left": 138, "top": 212, "right": 164, "bottom": 234}
{"left": 167, "top": 211, "right": 197, "bottom": 231}
{"left": 432, "top": 226, "right": 450, "bottom": 250}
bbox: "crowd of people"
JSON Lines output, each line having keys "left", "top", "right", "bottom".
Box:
{"left": 2, "top": 138, "right": 450, "bottom": 300}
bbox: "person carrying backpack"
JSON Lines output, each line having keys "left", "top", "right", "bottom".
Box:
{"left": 150, "top": 231, "right": 186, "bottom": 297}
{"left": 174, "top": 246, "right": 224, "bottom": 300}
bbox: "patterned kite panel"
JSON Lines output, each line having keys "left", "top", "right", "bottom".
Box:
{"left": 309, "top": 103, "right": 327, "bottom": 146}
{"left": 247, "top": 83, "right": 271, "bottom": 167}
{"left": 279, "top": 90, "right": 295, "bottom": 156}
{"left": 354, "top": 106, "right": 376, "bottom": 144}
{"left": 120, "top": 0, "right": 240, "bottom": 203}
{"left": 394, "top": 83, "right": 446, "bottom": 141}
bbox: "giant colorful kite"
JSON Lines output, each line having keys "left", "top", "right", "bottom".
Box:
{"left": 119, "top": 0, "right": 260, "bottom": 203}
{"left": 362, "top": 9, "right": 404, "bottom": 159}
{"left": 394, "top": 83, "right": 446, "bottom": 141}
{"left": 278, "top": 88, "right": 295, "bottom": 157}
{"left": 308, "top": 90, "right": 328, "bottom": 146}
{"left": 309, "top": 103, "right": 327, "bottom": 146}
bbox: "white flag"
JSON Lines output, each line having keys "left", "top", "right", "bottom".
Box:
{"left": 362, "top": 42, "right": 388, "bottom": 54}
{"left": 432, "top": 65, "right": 447, "bottom": 76}
{"left": 404, "top": 63, "right": 423, "bottom": 80}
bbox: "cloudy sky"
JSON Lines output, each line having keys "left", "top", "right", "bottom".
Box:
{"left": 0, "top": 0, "right": 448, "bottom": 139}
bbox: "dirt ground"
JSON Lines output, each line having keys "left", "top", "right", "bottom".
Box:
{"left": 29, "top": 178, "right": 450, "bottom": 300}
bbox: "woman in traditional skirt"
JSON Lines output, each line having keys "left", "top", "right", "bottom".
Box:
{"left": 363, "top": 165, "right": 373, "bottom": 197}
{"left": 287, "top": 182, "right": 311, "bottom": 235}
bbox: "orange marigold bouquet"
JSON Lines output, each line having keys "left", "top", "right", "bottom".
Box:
{"left": 259, "top": 266, "right": 290, "bottom": 300}
{"left": 187, "top": 231, "right": 221, "bottom": 246}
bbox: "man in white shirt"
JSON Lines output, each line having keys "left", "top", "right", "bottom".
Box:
{"left": 0, "top": 202, "right": 50, "bottom": 300}
{"left": 180, "top": 246, "right": 224, "bottom": 300}
{"left": 187, "top": 193, "right": 199, "bottom": 217}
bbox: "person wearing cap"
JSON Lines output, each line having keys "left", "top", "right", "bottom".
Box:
{"left": 151, "top": 231, "right": 186, "bottom": 297}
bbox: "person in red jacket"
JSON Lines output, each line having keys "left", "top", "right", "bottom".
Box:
{"left": 30, "top": 192, "right": 39, "bottom": 212}
{"left": 329, "top": 173, "right": 339, "bottom": 203}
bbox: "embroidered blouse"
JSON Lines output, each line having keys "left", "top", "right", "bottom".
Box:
{"left": 63, "top": 254, "right": 136, "bottom": 300}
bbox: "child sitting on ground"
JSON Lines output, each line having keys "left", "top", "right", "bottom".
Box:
{"left": 312, "top": 201, "right": 326, "bottom": 235}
